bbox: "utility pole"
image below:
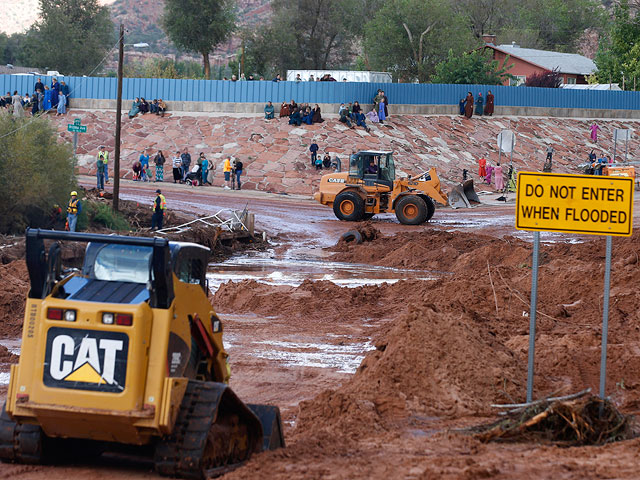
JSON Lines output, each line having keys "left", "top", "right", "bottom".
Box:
{"left": 113, "top": 23, "right": 124, "bottom": 212}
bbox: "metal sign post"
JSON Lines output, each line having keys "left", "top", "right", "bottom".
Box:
{"left": 526, "top": 230, "right": 540, "bottom": 402}
{"left": 599, "top": 235, "right": 613, "bottom": 398}
{"left": 516, "top": 172, "right": 633, "bottom": 402}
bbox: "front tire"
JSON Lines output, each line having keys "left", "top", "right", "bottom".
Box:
{"left": 333, "top": 191, "right": 364, "bottom": 222}
{"left": 423, "top": 196, "right": 435, "bottom": 222}
{"left": 395, "top": 196, "right": 427, "bottom": 225}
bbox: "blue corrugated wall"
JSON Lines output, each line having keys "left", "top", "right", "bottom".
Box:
{"left": 2, "top": 74, "right": 639, "bottom": 110}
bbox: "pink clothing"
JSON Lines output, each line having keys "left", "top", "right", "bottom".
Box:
{"left": 590, "top": 123, "right": 600, "bottom": 143}
{"left": 494, "top": 165, "right": 504, "bottom": 190}
{"left": 485, "top": 165, "right": 493, "bottom": 184}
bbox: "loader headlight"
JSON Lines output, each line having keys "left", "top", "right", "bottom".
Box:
{"left": 63, "top": 309, "right": 76, "bottom": 322}
{"left": 102, "top": 312, "right": 114, "bottom": 324}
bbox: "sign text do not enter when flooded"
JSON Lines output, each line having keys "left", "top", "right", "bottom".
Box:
{"left": 516, "top": 172, "right": 634, "bottom": 236}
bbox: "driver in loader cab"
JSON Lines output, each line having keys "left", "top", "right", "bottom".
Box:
{"left": 367, "top": 158, "right": 378, "bottom": 174}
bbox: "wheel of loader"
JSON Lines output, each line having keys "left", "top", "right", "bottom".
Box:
{"left": 395, "top": 195, "right": 427, "bottom": 225}
{"left": 333, "top": 191, "right": 364, "bottom": 222}
{"left": 423, "top": 196, "right": 435, "bottom": 221}
{"left": 0, "top": 402, "right": 44, "bottom": 465}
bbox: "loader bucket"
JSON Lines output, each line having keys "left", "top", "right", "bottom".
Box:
{"left": 449, "top": 180, "right": 480, "bottom": 209}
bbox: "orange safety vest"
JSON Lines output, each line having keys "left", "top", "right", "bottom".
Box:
{"left": 67, "top": 198, "right": 79, "bottom": 214}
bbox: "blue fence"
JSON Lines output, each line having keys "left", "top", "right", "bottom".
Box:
{"left": 2, "top": 74, "right": 639, "bottom": 110}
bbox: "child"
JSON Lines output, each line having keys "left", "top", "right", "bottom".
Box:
{"left": 315, "top": 156, "right": 323, "bottom": 170}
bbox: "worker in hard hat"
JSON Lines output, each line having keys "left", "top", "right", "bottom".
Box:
{"left": 151, "top": 189, "right": 167, "bottom": 231}
{"left": 67, "top": 191, "right": 81, "bottom": 232}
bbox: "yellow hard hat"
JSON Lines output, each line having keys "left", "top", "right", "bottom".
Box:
{"left": 70, "top": 191, "right": 77, "bottom": 196}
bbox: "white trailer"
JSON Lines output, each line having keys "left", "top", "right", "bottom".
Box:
{"left": 286, "top": 70, "right": 392, "bottom": 83}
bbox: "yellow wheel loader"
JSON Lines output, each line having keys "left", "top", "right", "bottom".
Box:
{"left": 314, "top": 151, "right": 457, "bottom": 225}
{"left": 0, "top": 229, "right": 284, "bottom": 478}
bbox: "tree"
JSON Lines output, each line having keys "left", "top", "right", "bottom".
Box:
{"left": 364, "top": 0, "right": 475, "bottom": 82}
{"left": 430, "top": 49, "right": 514, "bottom": 85}
{"left": 244, "top": 0, "right": 361, "bottom": 76}
{"left": 22, "top": 0, "right": 114, "bottom": 75}
{"left": 162, "top": 0, "right": 235, "bottom": 79}
{"left": 524, "top": 68, "right": 562, "bottom": 87}
{"left": 0, "top": 115, "right": 75, "bottom": 234}
{"left": 594, "top": 0, "right": 640, "bottom": 87}
{"left": 452, "top": 0, "right": 517, "bottom": 40}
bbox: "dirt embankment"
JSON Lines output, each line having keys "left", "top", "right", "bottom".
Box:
{"left": 218, "top": 227, "right": 640, "bottom": 479}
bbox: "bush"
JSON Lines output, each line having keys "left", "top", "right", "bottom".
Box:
{"left": 0, "top": 113, "right": 76, "bottom": 234}
{"left": 76, "top": 200, "right": 130, "bottom": 232}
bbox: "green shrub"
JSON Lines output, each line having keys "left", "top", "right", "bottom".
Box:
{"left": 0, "top": 113, "right": 76, "bottom": 234}
{"left": 89, "top": 202, "right": 130, "bottom": 231}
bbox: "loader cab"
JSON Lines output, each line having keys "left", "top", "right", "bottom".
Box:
{"left": 348, "top": 151, "right": 395, "bottom": 189}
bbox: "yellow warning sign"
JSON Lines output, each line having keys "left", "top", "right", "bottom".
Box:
{"left": 516, "top": 172, "right": 634, "bottom": 236}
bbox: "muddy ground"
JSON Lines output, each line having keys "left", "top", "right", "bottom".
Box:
{"left": 1, "top": 181, "right": 640, "bottom": 479}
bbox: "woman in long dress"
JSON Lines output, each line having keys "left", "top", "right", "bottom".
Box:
{"left": 128, "top": 98, "right": 141, "bottom": 118}
{"left": 56, "top": 92, "right": 66, "bottom": 115}
{"left": 494, "top": 163, "right": 504, "bottom": 191}
{"left": 11, "top": 91, "right": 24, "bottom": 117}
{"left": 43, "top": 86, "right": 53, "bottom": 111}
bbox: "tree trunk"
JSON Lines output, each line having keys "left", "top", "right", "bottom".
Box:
{"left": 202, "top": 52, "right": 211, "bottom": 79}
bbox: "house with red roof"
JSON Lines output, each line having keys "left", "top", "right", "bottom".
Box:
{"left": 482, "top": 36, "right": 597, "bottom": 86}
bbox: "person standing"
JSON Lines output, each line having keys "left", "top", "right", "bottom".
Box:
{"left": 590, "top": 122, "right": 600, "bottom": 143}
{"left": 233, "top": 158, "right": 243, "bottom": 190}
{"left": 478, "top": 157, "right": 487, "bottom": 178}
{"left": 485, "top": 90, "right": 495, "bottom": 116}
{"left": 96, "top": 154, "right": 105, "bottom": 190}
{"left": 458, "top": 97, "right": 466, "bottom": 115}
{"left": 151, "top": 189, "right": 166, "bottom": 231}
{"left": 223, "top": 157, "right": 232, "bottom": 189}
{"left": 494, "top": 163, "right": 504, "bottom": 191}
{"left": 139, "top": 149, "right": 150, "bottom": 182}
{"left": 67, "top": 191, "right": 81, "bottom": 232}
{"left": 181, "top": 148, "right": 191, "bottom": 182}
{"left": 98, "top": 146, "right": 110, "bottom": 183}
{"left": 378, "top": 97, "right": 386, "bottom": 124}
{"left": 475, "top": 92, "right": 484, "bottom": 116}
{"left": 56, "top": 91, "right": 66, "bottom": 116}
{"left": 154, "top": 150, "right": 166, "bottom": 182}
{"left": 51, "top": 78, "right": 60, "bottom": 107}
{"left": 309, "top": 141, "right": 319, "bottom": 166}
{"left": 172, "top": 151, "right": 182, "bottom": 183}
{"left": 34, "top": 78, "right": 44, "bottom": 95}
{"left": 200, "top": 153, "right": 209, "bottom": 186}
{"left": 11, "top": 91, "right": 23, "bottom": 117}
{"left": 60, "top": 81, "right": 70, "bottom": 107}
{"left": 464, "top": 92, "right": 474, "bottom": 119}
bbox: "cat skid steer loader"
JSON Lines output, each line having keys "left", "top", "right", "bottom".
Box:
{"left": 314, "top": 151, "right": 477, "bottom": 224}
{"left": 0, "top": 229, "right": 284, "bottom": 479}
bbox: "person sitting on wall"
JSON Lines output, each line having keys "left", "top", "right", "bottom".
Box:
{"left": 128, "top": 97, "right": 141, "bottom": 118}
{"left": 322, "top": 153, "right": 331, "bottom": 168}
{"left": 312, "top": 104, "right": 324, "bottom": 123}
{"left": 139, "top": 98, "right": 149, "bottom": 114}
{"left": 150, "top": 99, "right": 159, "bottom": 114}
{"left": 157, "top": 99, "right": 167, "bottom": 117}
{"left": 264, "top": 101, "right": 275, "bottom": 119}
{"left": 354, "top": 111, "right": 371, "bottom": 132}
{"left": 302, "top": 106, "right": 314, "bottom": 125}
{"left": 280, "top": 102, "right": 290, "bottom": 117}
{"left": 288, "top": 106, "right": 302, "bottom": 126}
{"left": 338, "top": 103, "right": 354, "bottom": 128}
{"left": 350, "top": 101, "right": 362, "bottom": 121}
{"left": 288, "top": 99, "right": 297, "bottom": 112}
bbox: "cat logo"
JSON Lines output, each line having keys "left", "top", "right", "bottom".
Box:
{"left": 43, "top": 327, "right": 129, "bottom": 392}
{"left": 327, "top": 178, "right": 345, "bottom": 183}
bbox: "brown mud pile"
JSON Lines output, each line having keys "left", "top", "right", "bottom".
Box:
{"left": 0, "top": 260, "right": 28, "bottom": 338}
{"left": 0, "top": 345, "right": 18, "bottom": 364}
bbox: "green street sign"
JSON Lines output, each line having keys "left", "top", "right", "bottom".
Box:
{"left": 67, "top": 124, "right": 87, "bottom": 133}
{"left": 73, "top": 118, "right": 81, "bottom": 126}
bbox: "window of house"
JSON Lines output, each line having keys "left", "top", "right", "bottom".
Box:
{"left": 510, "top": 75, "right": 526, "bottom": 86}
{"left": 566, "top": 77, "right": 577, "bottom": 84}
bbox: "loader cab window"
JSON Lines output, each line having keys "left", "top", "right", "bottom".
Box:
{"left": 92, "top": 245, "right": 152, "bottom": 284}
{"left": 177, "top": 257, "right": 205, "bottom": 286}
{"left": 379, "top": 154, "right": 395, "bottom": 183}
{"left": 349, "top": 154, "right": 364, "bottom": 178}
